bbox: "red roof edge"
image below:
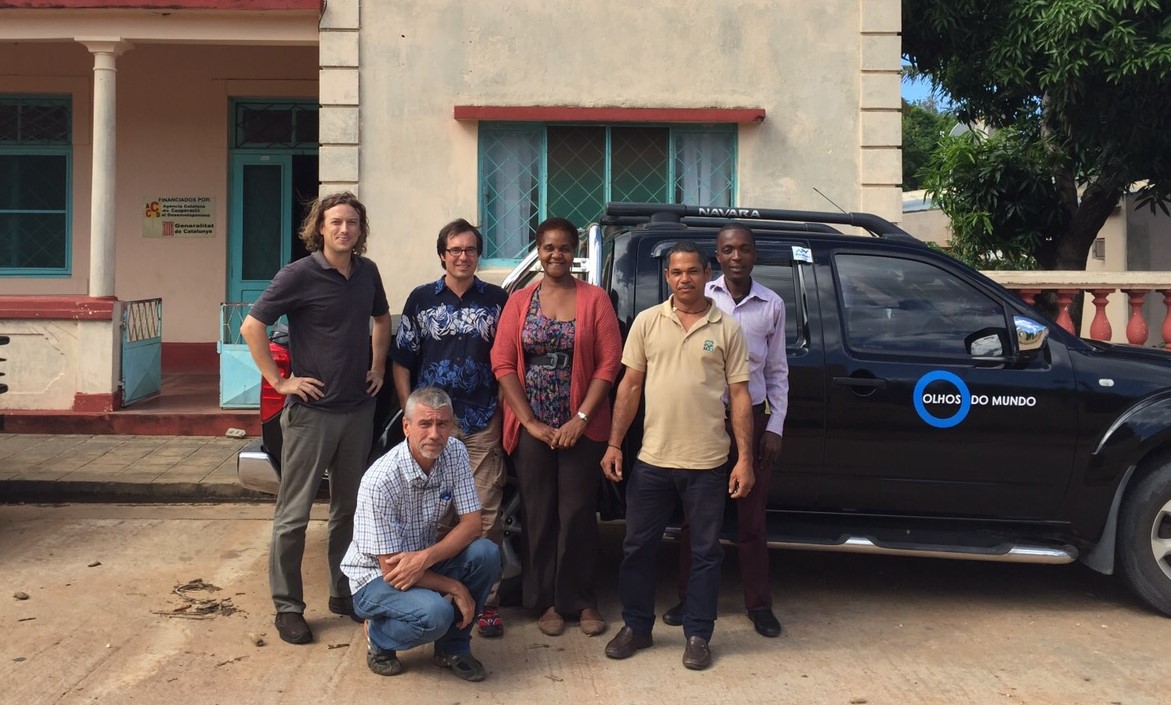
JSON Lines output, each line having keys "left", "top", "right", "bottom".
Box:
{"left": 0, "top": 0, "right": 319, "bottom": 10}
{"left": 453, "top": 105, "right": 766, "bottom": 124}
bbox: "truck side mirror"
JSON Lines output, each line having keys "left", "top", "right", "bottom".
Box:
{"left": 1014, "top": 316, "right": 1048, "bottom": 354}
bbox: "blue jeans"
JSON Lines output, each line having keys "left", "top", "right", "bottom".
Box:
{"left": 353, "top": 538, "right": 500, "bottom": 655}
{"left": 619, "top": 460, "right": 728, "bottom": 641}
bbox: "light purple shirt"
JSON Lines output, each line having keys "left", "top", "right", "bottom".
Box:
{"left": 705, "top": 275, "right": 789, "bottom": 436}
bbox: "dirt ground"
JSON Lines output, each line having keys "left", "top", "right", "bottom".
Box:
{"left": 1, "top": 503, "right": 1168, "bottom": 705}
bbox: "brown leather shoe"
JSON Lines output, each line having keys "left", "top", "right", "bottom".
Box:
{"left": 538, "top": 607, "right": 565, "bottom": 636}
{"left": 579, "top": 608, "right": 607, "bottom": 637}
{"left": 604, "top": 625, "right": 652, "bottom": 659}
{"left": 682, "top": 635, "right": 712, "bottom": 670}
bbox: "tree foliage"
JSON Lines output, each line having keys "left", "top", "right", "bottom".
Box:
{"left": 904, "top": 0, "right": 1171, "bottom": 270}
{"left": 901, "top": 98, "right": 955, "bottom": 191}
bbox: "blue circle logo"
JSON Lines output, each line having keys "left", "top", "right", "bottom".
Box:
{"left": 913, "top": 370, "right": 971, "bottom": 429}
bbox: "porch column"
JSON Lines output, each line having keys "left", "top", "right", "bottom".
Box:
{"left": 78, "top": 39, "right": 132, "bottom": 298}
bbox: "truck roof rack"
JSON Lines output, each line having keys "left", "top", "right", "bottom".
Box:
{"left": 602, "top": 202, "right": 916, "bottom": 240}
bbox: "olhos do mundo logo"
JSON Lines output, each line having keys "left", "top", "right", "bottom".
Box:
{"left": 913, "top": 371, "right": 1037, "bottom": 429}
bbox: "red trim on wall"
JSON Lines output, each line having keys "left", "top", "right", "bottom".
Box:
{"left": 0, "top": 0, "right": 318, "bottom": 9}
{"left": 73, "top": 391, "right": 121, "bottom": 412}
{"left": 162, "top": 342, "right": 218, "bottom": 373}
{"left": 453, "top": 106, "right": 766, "bottom": 124}
{"left": 0, "top": 296, "right": 116, "bottom": 320}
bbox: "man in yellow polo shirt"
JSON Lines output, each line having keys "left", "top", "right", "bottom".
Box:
{"left": 600, "top": 240, "right": 754, "bottom": 671}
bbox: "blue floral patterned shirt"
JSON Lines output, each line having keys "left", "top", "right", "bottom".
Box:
{"left": 392, "top": 276, "right": 508, "bottom": 434}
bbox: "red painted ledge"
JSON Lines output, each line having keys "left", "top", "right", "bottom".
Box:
{"left": 0, "top": 295, "right": 117, "bottom": 320}
{"left": 453, "top": 106, "right": 766, "bottom": 124}
{"left": 0, "top": 1, "right": 319, "bottom": 9}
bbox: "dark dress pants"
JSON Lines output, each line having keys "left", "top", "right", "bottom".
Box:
{"left": 677, "top": 404, "right": 773, "bottom": 611}
{"left": 514, "top": 429, "right": 604, "bottom": 615}
{"left": 619, "top": 460, "right": 727, "bottom": 641}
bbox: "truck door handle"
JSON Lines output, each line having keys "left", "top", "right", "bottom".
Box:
{"left": 833, "top": 376, "right": 887, "bottom": 389}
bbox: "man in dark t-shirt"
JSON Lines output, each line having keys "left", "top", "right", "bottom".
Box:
{"left": 241, "top": 192, "right": 391, "bottom": 646}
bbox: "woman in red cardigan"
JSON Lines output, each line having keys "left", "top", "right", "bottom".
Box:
{"left": 491, "top": 217, "right": 623, "bottom": 638}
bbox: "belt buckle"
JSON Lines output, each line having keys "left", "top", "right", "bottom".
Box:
{"left": 551, "top": 351, "right": 570, "bottom": 369}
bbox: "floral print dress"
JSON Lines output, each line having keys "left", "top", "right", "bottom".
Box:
{"left": 522, "top": 286, "right": 576, "bottom": 428}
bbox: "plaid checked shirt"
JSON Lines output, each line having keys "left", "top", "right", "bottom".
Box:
{"left": 341, "top": 436, "right": 481, "bottom": 593}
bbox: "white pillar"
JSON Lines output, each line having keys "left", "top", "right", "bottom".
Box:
{"left": 78, "top": 39, "right": 131, "bottom": 298}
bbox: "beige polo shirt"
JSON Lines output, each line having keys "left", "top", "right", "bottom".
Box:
{"left": 622, "top": 296, "right": 750, "bottom": 469}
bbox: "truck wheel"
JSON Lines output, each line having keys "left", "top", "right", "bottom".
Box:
{"left": 497, "top": 477, "right": 524, "bottom": 607}
{"left": 1118, "top": 461, "right": 1171, "bottom": 616}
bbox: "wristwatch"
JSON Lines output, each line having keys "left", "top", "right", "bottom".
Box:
{"left": 577, "top": 410, "right": 589, "bottom": 422}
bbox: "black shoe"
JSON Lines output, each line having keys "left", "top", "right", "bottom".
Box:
{"left": 604, "top": 625, "right": 653, "bottom": 659}
{"left": 329, "top": 595, "right": 362, "bottom": 623}
{"left": 749, "top": 608, "right": 782, "bottom": 638}
{"left": 661, "top": 601, "right": 684, "bottom": 627}
{"left": 433, "top": 652, "right": 487, "bottom": 682}
{"left": 682, "top": 635, "right": 712, "bottom": 670}
{"left": 274, "top": 612, "right": 313, "bottom": 644}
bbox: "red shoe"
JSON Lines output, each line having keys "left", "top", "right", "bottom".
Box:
{"left": 476, "top": 606, "right": 503, "bottom": 638}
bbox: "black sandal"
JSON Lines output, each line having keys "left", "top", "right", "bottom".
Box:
{"left": 433, "top": 652, "right": 487, "bottom": 682}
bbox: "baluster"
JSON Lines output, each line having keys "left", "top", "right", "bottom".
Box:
{"left": 1017, "top": 289, "right": 1041, "bottom": 306}
{"left": 1161, "top": 289, "right": 1171, "bottom": 348}
{"left": 1088, "top": 289, "right": 1114, "bottom": 341}
{"left": 1055, "top": 289, "right": 1077, "bottom": 335}
{"left": 1123, "top": 289, "right": 1150, "bottom": 345}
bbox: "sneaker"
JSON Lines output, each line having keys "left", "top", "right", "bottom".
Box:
{"left": 476, "top": 606, "right": 503, "bottom": 638}
{"left": 433, "top": 651, "right": 488, "bottom": 682}
{"left": 364, "top": 621, "right": 402, "bottom": 676}
{"left": 274, "top": 612, "right": 313, "bottom": 645}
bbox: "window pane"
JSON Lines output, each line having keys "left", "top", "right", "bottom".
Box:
{"left": 836, "top": 255, "right": 1005, "bottom": 355}
{"left": 611, "top": 126, "right": 668, "bottom": 203}
{"left": 547, "top": 125, "right": 605, "bottom": 228}
{"left": 0, "top": 154, "right": 67, "bottom": 210}
{"left": 20, "top": 103, "right": 70, "bottom": 143}
{"left": 0, "top": 104, "right": 17, "bottom": 142}
{"left": 674, "top": 131, "right": 734, "bottom": 206}
{"left": 0, "top": 212, "right": 67, "bottom": 268}
{"left": 241, "top": 164, "right": 285, "bottom": 280}
{"left": 238, "top": 106, "right": 293, "bottom": 147}
{"left": 294, "top": 108, "right": 319, "bottom": 146}
{"left": 750, "top": 262, "right": 801, "bottom": 346}
{"left": 481, "top": 129, "right": 541, "bottom": 258}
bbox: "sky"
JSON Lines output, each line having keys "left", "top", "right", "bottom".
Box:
{"left": 902, "top": 74, "right": 936, "bottom": 104}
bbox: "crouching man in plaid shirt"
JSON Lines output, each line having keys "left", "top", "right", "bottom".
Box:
{"left": 341, "top": 386, "right": 500, "bottom": 681}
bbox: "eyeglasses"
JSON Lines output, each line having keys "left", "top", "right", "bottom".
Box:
{"left": 445, "top": 247, "right": 479, "bottom": 258}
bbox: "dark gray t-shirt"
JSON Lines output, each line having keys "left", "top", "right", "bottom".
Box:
{"left": 249, "top": 251, "right": 389, "bottom": 413}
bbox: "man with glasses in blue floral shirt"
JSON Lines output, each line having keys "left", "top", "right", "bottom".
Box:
{"left": 392, "top": 218, "right": 510, "bottom": 637}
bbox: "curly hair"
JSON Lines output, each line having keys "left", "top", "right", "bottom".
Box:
{"left": 534, "top": 216, "right": 579, "bottom": 249}
{"left": 298, "top": 191, "right": 370, "bottom": 256}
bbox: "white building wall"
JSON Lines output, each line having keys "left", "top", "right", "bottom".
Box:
{"left": 353, "top": 0, "right": 899, "bottom": 308}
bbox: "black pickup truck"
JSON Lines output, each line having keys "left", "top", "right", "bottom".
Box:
{"left": 240, "top": 202, "right": 1171, "bottom": 617}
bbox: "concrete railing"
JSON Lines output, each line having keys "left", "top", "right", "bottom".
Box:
{"left": 983, "top": 271, "right": 1171, "bottom": 346}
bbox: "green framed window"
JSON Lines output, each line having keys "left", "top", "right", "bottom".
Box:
{"left": 232, "top": 100, "right": 319, "bottom": 149}
{"left": 0, "top": 95, "right": 72, "bottom": 276}
{"left": 479, "top": 123, "right": 736, "bottom": 260}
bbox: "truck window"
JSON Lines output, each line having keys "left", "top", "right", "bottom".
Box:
{"left": 749, "top": 261, "right": 802, "bottom": 348}
{"left": 835, "top": 253, "right": 1004, "bottom": 355}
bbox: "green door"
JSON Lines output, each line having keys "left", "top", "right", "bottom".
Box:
{"left": 228, "top": 153, "right": 292, "bottom": 304}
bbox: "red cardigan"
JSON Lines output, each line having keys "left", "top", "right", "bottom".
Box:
{"left": 491, "top": 278, "right": 624, "bottom": 454}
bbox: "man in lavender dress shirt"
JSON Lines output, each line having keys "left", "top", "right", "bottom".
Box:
{"left": 662, "top": 222, "right": 790, "bottom": 638}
